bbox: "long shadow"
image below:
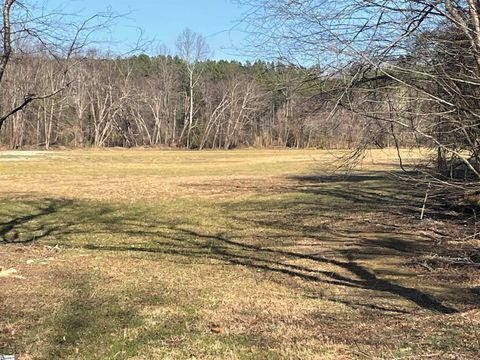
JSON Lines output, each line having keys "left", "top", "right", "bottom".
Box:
{"left": 82, "top": 225, "right": 458, "bottom": 314}
{"left": 185, "top": 229, "right": 459, "bottom": 314}
{"left": 290, "top": 172, "right": 468, "bottom": 221}
{"left": 0, "top": 199, "right": 74, "bottom": 244}
{"left": 1, "top": 171, "right": 472, "bottom": 314}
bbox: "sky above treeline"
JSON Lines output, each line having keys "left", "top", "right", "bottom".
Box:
{"left": 47, "top": 0, "right": 250, "bottom": 60}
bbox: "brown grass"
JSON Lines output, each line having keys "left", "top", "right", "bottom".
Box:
{"left": 0, "top": 149, "right": 478, "bottom": 359}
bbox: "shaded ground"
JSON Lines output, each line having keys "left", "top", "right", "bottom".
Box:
{"left": 0, "top": 149, "right": 478, "bottom": 359}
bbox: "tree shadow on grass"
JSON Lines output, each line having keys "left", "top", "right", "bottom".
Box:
{"left": 0, "top": 198, "right": 123, "bottom": 245}
{"left": 0, "top": 199, "right": 74, "bottom": 244}
{"left": 289, "top": 172, "right": 466, "bottom": 221}
{"left": 82, "top": 226, "right": 458, "bottom": 314}
{"left": 1, "top": 171, "right": 475, "bottom": 315}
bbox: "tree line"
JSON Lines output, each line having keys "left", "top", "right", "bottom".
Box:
{"left": 0, "top": 49, "right": 360, "bottom": 150}
{"left": 0, "top": 49, "right": 423, "bottom": 151}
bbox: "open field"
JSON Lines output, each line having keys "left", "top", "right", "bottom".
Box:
{"left": 0, "top": 149, "right": 479, "bottom": 359}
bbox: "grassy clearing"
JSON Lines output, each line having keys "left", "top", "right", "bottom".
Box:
{"left": 0, "top": 149, "right": 478, "bottom": 359}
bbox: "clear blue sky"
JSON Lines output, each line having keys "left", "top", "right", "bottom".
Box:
{"left": 48, "top": 0, "right": 249, "bottom": 60}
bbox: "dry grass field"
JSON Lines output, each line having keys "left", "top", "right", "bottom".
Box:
{"left": 0, "top": 149, "right": 478, "bottom": 359}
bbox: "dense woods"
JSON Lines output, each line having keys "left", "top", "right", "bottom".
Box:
{"left": 0, "top": 51, "right": 432, "bottom": 151}
{"left": 0, "top": 52, "right": 372, "bottom": 150}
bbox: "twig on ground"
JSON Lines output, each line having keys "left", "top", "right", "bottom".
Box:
{"left": 420, "top": 182, "right": 431, "bottom": 220}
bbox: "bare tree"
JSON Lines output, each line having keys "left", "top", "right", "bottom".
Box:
{"left": 175, "top": 28, "right": 210, "bottom": 148}
{"left": 0, "top": 0, "right": 116, "bottom": 132}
